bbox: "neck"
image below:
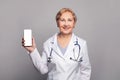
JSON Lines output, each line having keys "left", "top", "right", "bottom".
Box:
{"left": 58, "top": 33, "right": 72, "bottom": 39}
{"left": 57, "top": 33, "right": 72, "bottom": 48}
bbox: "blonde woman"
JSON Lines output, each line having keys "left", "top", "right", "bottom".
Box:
{"left": 22, "top": 8, "right": 91, "bottom": 80}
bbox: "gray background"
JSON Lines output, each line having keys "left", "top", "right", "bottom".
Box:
{"left": 0, "top": 0, "right": 120, "bottom": 80}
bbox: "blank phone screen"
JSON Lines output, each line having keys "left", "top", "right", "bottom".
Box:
{"left": 24, "top": 29, "right": 32, "bottom": 46}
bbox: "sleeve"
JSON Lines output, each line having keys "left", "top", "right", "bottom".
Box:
{"left": 29, "top": 47, "right": 48, "bottom": 74}
{"left": 80, "top": 41, "right": 91, "bottom": 80}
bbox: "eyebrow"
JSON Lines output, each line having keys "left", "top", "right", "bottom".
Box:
{"left": 60, "top": 18, "right": 74, "bottom": 19}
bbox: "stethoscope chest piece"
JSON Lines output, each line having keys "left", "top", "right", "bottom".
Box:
{"left": 47, "top": 57, "right": 51, "bottom": 63}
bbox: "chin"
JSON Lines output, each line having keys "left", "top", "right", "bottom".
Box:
{"left": 62, "top": 32, "right": 72, "bottom": 35}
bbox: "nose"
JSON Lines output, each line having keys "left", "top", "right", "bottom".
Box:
{"left": 64, "top": 21, "right": 69, "bottom": 26}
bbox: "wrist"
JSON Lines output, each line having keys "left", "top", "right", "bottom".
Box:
{"left": 28, "top": 48, "right": 36, "bottom": 53}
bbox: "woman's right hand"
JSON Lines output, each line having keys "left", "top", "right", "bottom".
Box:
{"left": 22, "top": 37, "right": 36, "bottom": 53}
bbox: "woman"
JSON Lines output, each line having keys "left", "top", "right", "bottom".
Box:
{"left": 22, "top": 8, "right": 91, "bottom": 80}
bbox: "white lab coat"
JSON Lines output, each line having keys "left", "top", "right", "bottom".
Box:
{"left": 30, "top": 33, "right": 91, "bottom": 80}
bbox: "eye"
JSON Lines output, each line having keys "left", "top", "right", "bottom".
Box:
{"left": 68, "top": 19, "right": 73, "bottom": 22}
{"left": 60, "top": 19, "right": 64, "bottom": 21}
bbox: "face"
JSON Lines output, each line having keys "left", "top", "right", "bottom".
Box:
{"left": 57, "top": 12, "right": 75, "bottom": 35}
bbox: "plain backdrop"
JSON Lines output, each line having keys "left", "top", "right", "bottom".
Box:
{"left": 0, "top": 0, "right": 120, "bottom": 80}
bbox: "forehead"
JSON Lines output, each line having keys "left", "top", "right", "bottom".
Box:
{"left": 60, "top": 12, "right": 73, "bottom": 18}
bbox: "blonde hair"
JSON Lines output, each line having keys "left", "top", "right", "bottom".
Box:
{"left": 56, "top": 8, "right": 77, "bottom": 22}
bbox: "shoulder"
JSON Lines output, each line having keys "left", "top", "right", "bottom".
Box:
{"left": 43, "top": 33, "right": 56, "bottom": 46}
{"left": 74, "top": 34, "right": 86, "bottom": 42}
{"left": 74, "top": 34, "right": 87, "bottom": 46}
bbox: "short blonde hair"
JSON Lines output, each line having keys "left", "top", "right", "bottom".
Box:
{"left": 56, "top": 8, "right": 77, "bottom": 22}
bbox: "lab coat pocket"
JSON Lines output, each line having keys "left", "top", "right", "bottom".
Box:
{"left": 67, "top": 58, "right": 79, "bottom": 67}
{"left": 69, "top": 56, "right": 83, "bottom": 64}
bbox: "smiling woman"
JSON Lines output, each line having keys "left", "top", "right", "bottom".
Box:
{"left": 22, "top": 8, "right": 91, "bottom": 80}
{"left": 56, "top": 8, "right": 76, "bottom": 35}
{"left": 56, "top": 8, "right": 77, "bottom": 48}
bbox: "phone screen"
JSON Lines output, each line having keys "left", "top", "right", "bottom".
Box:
{"left": 24, "top": 29, "right": 32, "bottom": 46}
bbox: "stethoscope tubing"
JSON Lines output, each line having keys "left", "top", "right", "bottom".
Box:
{"left": 47, "top": 38, "right": 81, "bottom": 63}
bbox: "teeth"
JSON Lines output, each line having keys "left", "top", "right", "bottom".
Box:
{"left": 63, "top": 27, "right": 68, "bottom": 30}
{"left": 63, "top": 26, "right": 69, "bottom": 28}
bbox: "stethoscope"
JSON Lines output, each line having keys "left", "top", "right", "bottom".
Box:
{"left": 47, "top": 38, "right": 82, "bottom": 63}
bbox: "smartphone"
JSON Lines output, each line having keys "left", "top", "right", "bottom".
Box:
{"left": 24, "top": 29, "right": 32, "bottom": 46}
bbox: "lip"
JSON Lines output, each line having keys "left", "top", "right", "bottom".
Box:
{"left": 62, "top": 26, "right": 71, "bottom": 30}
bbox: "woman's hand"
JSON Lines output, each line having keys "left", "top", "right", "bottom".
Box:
{"left": 22, "top": 37, "right": 36, "bottom": 53}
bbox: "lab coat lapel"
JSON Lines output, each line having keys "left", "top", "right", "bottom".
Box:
{"left": 64, "top": 33, "right": 76, "bottom": 58}
{"left": 50, "top": 33, "right": 65, "bottom": 59}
